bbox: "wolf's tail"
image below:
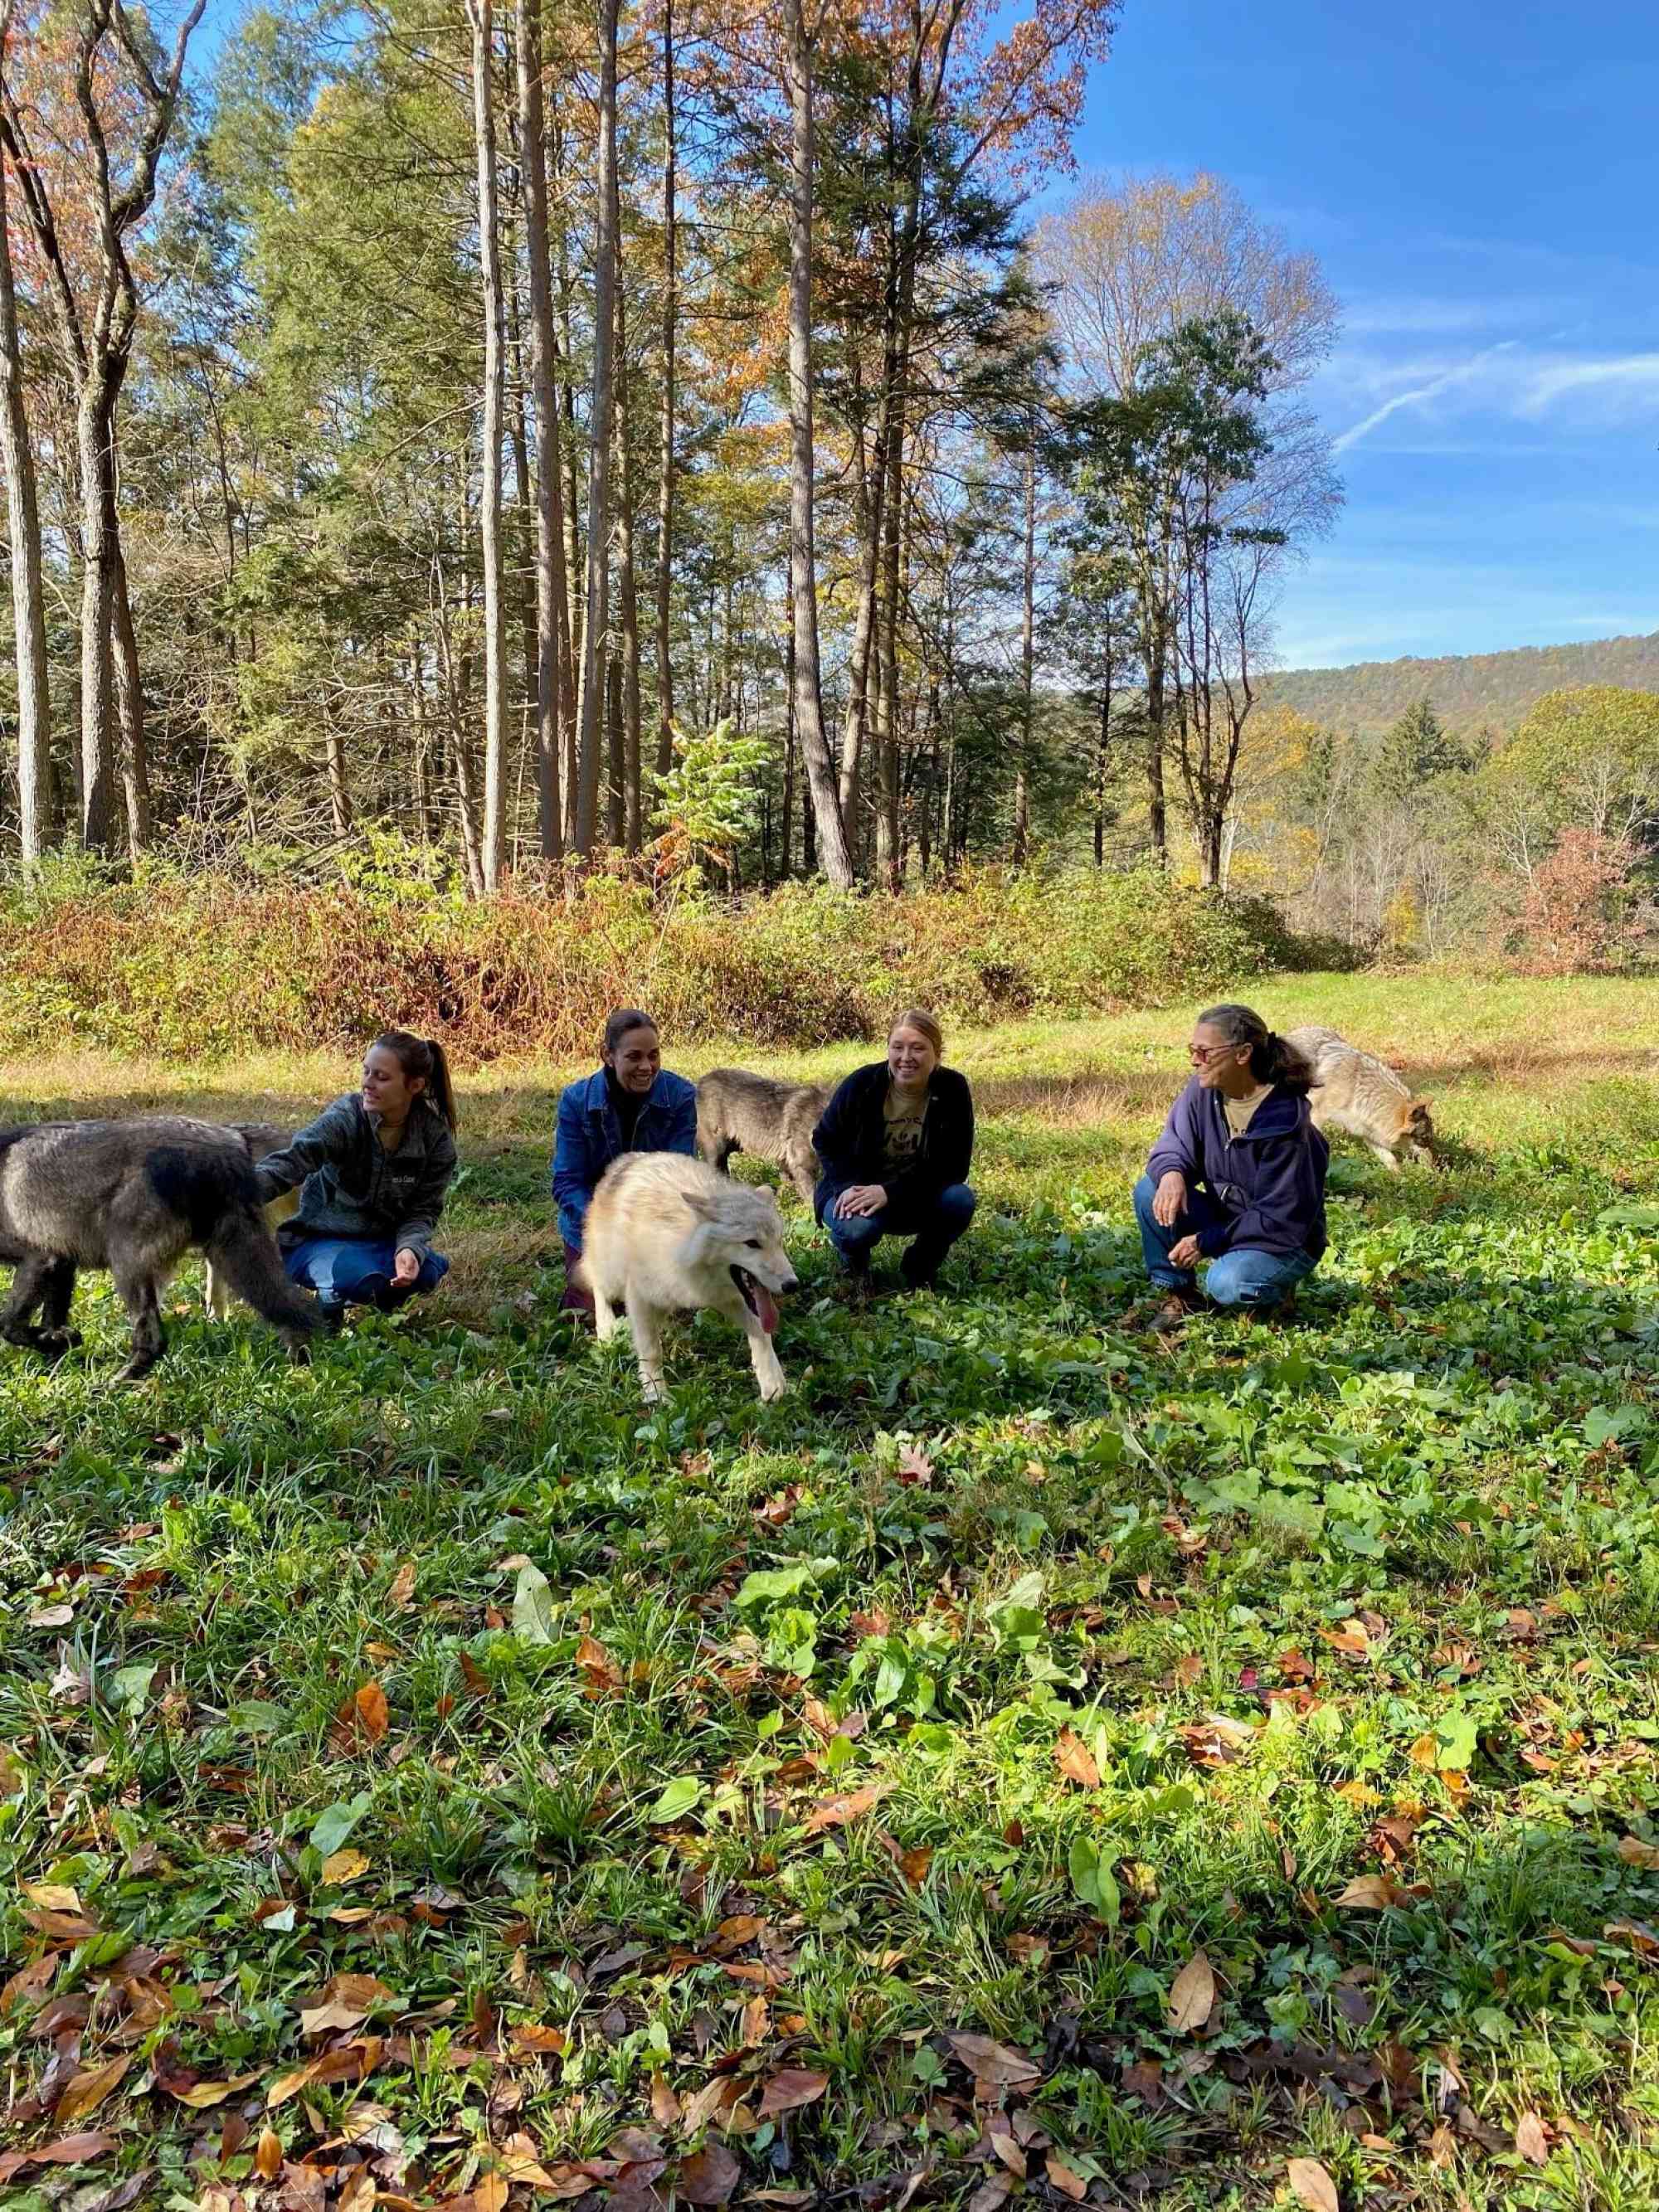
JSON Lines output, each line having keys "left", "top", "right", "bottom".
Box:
{"left": 203, "top": 1207, "right": 326, "bottom": 1350}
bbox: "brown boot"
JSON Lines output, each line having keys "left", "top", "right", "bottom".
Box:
{"left": 1150, "top": 1289, "right": 1205, "bottom": 1335}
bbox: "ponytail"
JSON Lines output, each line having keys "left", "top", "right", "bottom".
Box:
{"left": 1195, "top": 1004, "right": 1314, "bottom": 1093}
{"left": 374, "top": 1030, "right": 459, "bottom": 1131}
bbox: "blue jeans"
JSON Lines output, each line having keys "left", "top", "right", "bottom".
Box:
{"left": 283, "top": 1236, "right": 450, "bottom": 1314}
{"left": 1131, "top": 1174, "right": 1314, "bottom": 1310}
{"left": 815, "top": 1178, "right": 976, "bottom": 1281}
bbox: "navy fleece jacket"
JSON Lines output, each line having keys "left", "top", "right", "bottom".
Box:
{"left": 1146, "top": 1078, "right": 1328, "bottom": 1261}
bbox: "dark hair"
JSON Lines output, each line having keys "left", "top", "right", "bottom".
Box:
{"left": 602, "top": 1008, "right": 659, "bottom": 1059}
{"left": 1195, "top": 1004, "right": 1313, "bottom": 1091}
{"left": 373, "top": 1031, "right": 459, "bottom": 1130}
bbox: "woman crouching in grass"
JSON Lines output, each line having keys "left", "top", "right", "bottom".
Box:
{"left": 255, "top": 1032, "right": 459, "bottom": 1317}
{"left": 550, "top": 1008, "right": 698, "bottom": 1315}
{"left": 812, "top": 1009, "right": 975, "bottom": 1297}
{"left": 1135, "top": 1003, "right": 1326, "bottom": 1334}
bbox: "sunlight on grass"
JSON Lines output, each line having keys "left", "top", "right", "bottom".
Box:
{"left": 2, "top": 976, "right": 1659, "bottom": 2203}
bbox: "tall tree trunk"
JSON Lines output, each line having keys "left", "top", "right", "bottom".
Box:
{"left": 466, "top": 0, "right": 508, "bottom": 890}
{"left": 516, "top": 0, "right": 569, "bottom": 860}
{"left": 75, "top": 372, "right": 121, "bottom": 854}
{"left": 837, "top": 391, "right": 881, "bottom": 830}
{"left": 781, "top": 0, "right": 855, "bottom": 889}
{"left": 112, "top": 549, "right": 152, "bottom": 850}
{"left": 0, "top": 141, "right": 51, "bottom": 863}
{"left": 873, "top": 402, "right": 902, "bottom": 891}
{"left": 654, "top": 0, "right": 677, "bottom": 778}
{"left": 572, "top": 0, "right": 619, "bottom": 858}
{"left": 606, "top": 647, "right": 625, "bottom": 845}
{"left": 781, "top": 620, "right": 796, "bottom": 880}
{"left": 1013, "top": 434, "right": 1035, "bottom": 866}
{"left": 325, "top": 720, "right": 353, "bottom": 838}
{"left": 413, "top": 654, "right": 434, "bottom": 844}
{"left": 615, "top": 278, "right": 643, "bottom": 853}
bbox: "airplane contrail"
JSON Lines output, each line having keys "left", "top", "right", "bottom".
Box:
{"left": 1331, "top": 338, "right": 1520, "bottom": 455}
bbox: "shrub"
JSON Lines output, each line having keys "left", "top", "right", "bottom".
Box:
{"left": 0, "top": 861, "right": 1310, "bottom": 1066}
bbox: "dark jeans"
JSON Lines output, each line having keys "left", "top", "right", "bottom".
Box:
{"left": 1131, "top": 1174, "right": 1315, "bottom": 1310}
{"left": 815, "top": 1177, "right": 976, "bottom": 1282}
{"left": 284, "top": 1235, "right": 449, "bottom": 1315}
{"left": 559, "top": 1238, "right": 595, "bottom": 1316}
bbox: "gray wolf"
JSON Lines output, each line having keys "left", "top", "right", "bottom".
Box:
{"left": 0, "top": 1117, "right": 326, "bottom": 1378}
{"left": 696, "top": 1068, "right": 828, "bottom": 1206}
{"left": 1286, "top": 1025, "right": 1437, "bottom": 1169}
{"left": 205, "top": 1122, "right": 301, "bottom": 1317}
{"left": 578, "top": 1151, "right": 799, "bottom": 1403}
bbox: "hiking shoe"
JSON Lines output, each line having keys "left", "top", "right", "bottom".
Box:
{"left": 840, "top": 1266, "right": 875, "bottom": 1308}
{"left": 900, "top": 1252, "right": 940, "bottom": 1293}
{"left": 1150, "top": 1289, "right": 1205, "bottom": 1335}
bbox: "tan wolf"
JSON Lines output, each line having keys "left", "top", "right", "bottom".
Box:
{"left": 1287, "top": 1025, "right": 1437, "bottom": 1169}
{"left": 204, "top": 1123, "right": 301, "bottom": 1317}
{"left": 696, "top": 1068, "right": 828, "bottom": 1206}
{"left": 0, "top": 1117, "right": 325, "bottom": 1378}
{"left": 578, "top": 1152, "right": 799, "bottom": 1403}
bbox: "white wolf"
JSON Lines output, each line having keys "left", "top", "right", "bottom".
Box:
{"left": 579, "top": 1152, "right": 799, "bottom": 1403}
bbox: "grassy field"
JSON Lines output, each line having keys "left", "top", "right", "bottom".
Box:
{"left": 4, "top": 973, "right": 1659, "bottom": 2212}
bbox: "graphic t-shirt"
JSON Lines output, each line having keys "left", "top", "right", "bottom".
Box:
{"left": 883, "top": 1084, "right": 929, "bottom": 1175}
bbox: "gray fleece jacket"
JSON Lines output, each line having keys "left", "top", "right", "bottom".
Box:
{"left": 254, "top": 1093, "right": 457, "bottom": 1259}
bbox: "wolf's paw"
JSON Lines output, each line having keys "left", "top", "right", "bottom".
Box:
{"left": 285, "top": 1339, "right": 314, "bottom": 1366}
{"left": 640, "top": 1376, "right": 666, "bottom": 1405}
{"left": 760, "top": 1377, "right": 790, "bottom": 1404}
{"left": 37, "top": 1327, "right": 80, "bottom": 1361}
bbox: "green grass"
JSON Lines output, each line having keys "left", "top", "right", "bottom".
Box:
{"left": 4, "top": 973, "right": 1659, "bottom": 2210}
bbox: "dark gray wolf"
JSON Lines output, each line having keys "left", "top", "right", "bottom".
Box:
{"left": 0, "top": 1117, "right": 326, "bottom": 1378}
{"left": 203, "top": 1123, "right": 301, "bottom": 1316}
{"left": 579, "top": 1152, "right": 799, "bottom": 1403}
{"left": 1286, "top": 1025, "right": 1438, "bottom": 1169}
{"left": 696, "top": 1068, "right": 829, "bottom": 1206}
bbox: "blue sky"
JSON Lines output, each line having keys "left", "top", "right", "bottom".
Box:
{"left": 1069, "top": 0, "right": 1659, "bottom": 668}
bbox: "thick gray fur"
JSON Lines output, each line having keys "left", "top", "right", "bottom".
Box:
{"left": 696, "top": 1068, "right": 829, "bottom": 1205}
{"left": 0, "top": 1116, "right": 326, "bottom": 1379}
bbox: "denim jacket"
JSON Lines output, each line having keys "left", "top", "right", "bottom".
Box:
{"left": 550, "top": 1067, "right": 698, "bottom": 1250}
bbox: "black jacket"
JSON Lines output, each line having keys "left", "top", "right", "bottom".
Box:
{"left": 813, "top": 1062, "right": 975, "bottom": 1206}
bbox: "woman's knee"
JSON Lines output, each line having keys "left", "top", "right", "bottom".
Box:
{"left": 1131, "top": 1174, "right": 1158, "bottom": 1222}
{"left": 938, "top": 1183, "right": 976, "bottom": 1225}
{"left": 1204, "top": 1254, "right": 1247, "bottom": 1307}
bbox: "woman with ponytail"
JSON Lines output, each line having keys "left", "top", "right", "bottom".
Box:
{"left": 254, "top": 1031, "right": 460, "bottom": 1315}
{"left": 1134, "top": 1004, "right": 1327, "bottom": 1334}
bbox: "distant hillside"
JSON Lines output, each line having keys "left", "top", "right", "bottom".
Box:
{"left": 1266, "top": 630, "right": 1659, "bottom": 737}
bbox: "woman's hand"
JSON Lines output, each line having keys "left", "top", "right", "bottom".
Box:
{"left": 392, "top": 1247, "right": 422, "bottom": 1287}
{"left": 1152, "top": 1171, "right": 1188, "bottom": 1228}
{"left": 834, "top": 1184, "right": 888, "bottom": 1218}
{"left": 1167, "top": 1233, "right": 1202, "bottom": 1270}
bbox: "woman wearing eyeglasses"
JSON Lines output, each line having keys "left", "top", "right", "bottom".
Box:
{"left": 1133, "top": 1003, "right": 1327, "bottom": 1334}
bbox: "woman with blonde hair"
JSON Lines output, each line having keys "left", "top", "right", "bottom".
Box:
{"left": 811, "top": 1009, "right": 975, "bottom": 1295}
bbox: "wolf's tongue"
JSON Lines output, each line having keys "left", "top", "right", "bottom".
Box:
{"left": 754, "top": 1283, "right": 780, "bottom": 1336}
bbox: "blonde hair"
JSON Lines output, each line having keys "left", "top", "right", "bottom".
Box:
{"left": 889, "top": 1007, "right": 944, "bottom": 1057}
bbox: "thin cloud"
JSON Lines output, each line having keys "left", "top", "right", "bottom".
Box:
{"left": 1331, "top": 341, "right": 1520, "bottom": 455}
{"left": 1521, "top": 352, "right": 1659, "bottom": 414}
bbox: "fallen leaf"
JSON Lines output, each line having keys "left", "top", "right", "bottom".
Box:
{"left": 1168, "top": 1950, "right": 1216, "bottom": 2033}
{"left": 1515, "top": 2112, "right": 1550, "bottom": 2166}
{"left": 356, "top": 1681, "right": 390, "bottom": 1742}
{"left": 509, "top": 2024, "right": 570, "bottom": 2056}
{"left": 803, "top": 1786, "right": 883, "bottom": 1835}
{"left": 1172, "top": 1651, "right": 1204, "bottom": 1688}
{"left": 1618, "top": 1835, "right": 1659, "bottom": 1870}
{"left": 1286, "top": 2157, "right": 1339, "bottom": 2212}
{"left": 676, "top": 2142, "right": 742, "bottom": 2205}
{"left": 387, "top": 1561, "right": 417, "bottom": 1611}
{"left": 651, "top": 2075, "right": 681, "bottom": 2127}
{"left": 1427, "top": 2122, "right": 1457, "bottom": 2168}
{"left": 1321, "top": 1618, "right": 1371, "bottom": 1658}
{"left": 946, "top": 2033, "right": 1041, "bottom": 2092}
{"left": 21, "top": 2132, "right": 118, "bottom": 2168}
{"left": 1054, "top": 1727, "right": 1100, "bottom": 1789}
{"left": 1037, "top": 2152, "right": 1083, "bottom": 2201}
{"left": 757, "top": 2069, "right": 829, "bottom": 2117}
{"left": 255, "top": 2127, "right": 283, "bottom": 2180}
{"left": 173, "top": 2072, "right": 260, "bottom": 2108}
{"left": 321, "top": 1848, "right": 371, "bottom": 1886}
{"left": 22, "top": 1881, "right": 81, "bottom": 1913}
{"left": 55, "top": 2056, "right": 131, "bottom": 2126}
{"left": 474, "top": 2174, "right": 509, "bottom": 2212}
{"left": 897, "top": 1845, "right": 934, "bottom": 1888}
{"left": 1335, "top": 1874, "right": 1408, "bottom": 1910}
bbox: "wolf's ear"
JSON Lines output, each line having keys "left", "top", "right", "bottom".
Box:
{"left": 1408, "top": 1101, "right": 1434, "bottom": 1132}
{"left": 681, "top": 1187, "right": 722, "bottom": 1223}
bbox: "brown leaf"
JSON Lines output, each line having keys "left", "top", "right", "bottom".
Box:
{"left": 55, "top": 2056, "right": 131, "bottom": 2126}
{"left": 22, "top": 2132, "right": 119, "bottom": 2169}
{"left": 473, "top": 2174, "right": 509, "bottom": 2212}
{"left": 897, "top": 1845, "right": 934, "bottom": 1889}
{"left": 709, "top": 1913, "right": 764, "bottom": 1953}
{"left": 802, "top": 1785, "right": 883, "bottom": 1835}
{"left": 757, "top": 2069, "right": 828, "bottom": 2118}
{"left": 1321, "top": 1617, "right": 1371, "bottom": 1658}
{"left": 2, "top": 1952, "right": 60, "bottom": 2014}
{"left": 22, "top": 1881, "right": 82, "bottom": 1913}
{"left": 173, "top": 2071, "right": 260, "bottom": 2108}
{"left": 575, "top": 1636, "right": 623, "bottom": 1694}
{"left": 1515, "top": 2111, "right": 1550, "bottom": 2166}
{"left": 255, "top": 2127, "right": 284, "bottom": 2181}
{"left": 24, "top": 1908, "right": 100, "bottom": 1941}
{"left": 357, "top": 1681, "right": 390, "bottom": 1742}
{"left": 1172, "top": 1651, "right": 1204, "bottom": 1689}
{"left": 1427, "top": 2122, "right": 1457, "bottom": 2168}
{"left": 987, "top": 2127, "right": 1025, "bottom": 2178}
{"left": 946, "top": 2033, "right": 1041, "bottom": 2092}
{"left": 1044, "top": 2156, "right": 1088, "bottom": 2203}
{"left": 679, "top": 2076, "right": 739, "bottom": 2134}
{"left": 1335, "top": 1874, "right": 1407, "bottom": 1910}
{"left": 1054, "top": 1727, "right": 1100, "bottom": 1789}
{"left": 1618, "top": 1835, "right": 1659, "bottom": 1870}
{"left": 1286, "top": 2157, "right": 1340, "bottom": 2212}
{"left": 387, "top": 1561, "right": 417, "bottom": 1611}
{"left": 741, "top": 1995, "right": 770, "bottom": 2045}
{"left": 675, "top": 2142, "right": 742, "bottom": 2205}
{"left": 509, "top": 2023, "right": 570, "bottom": 2056}
{"left": 650, "top": 2075, "right": 681, "bottom": 2127}
{"left": 1167, "top": 1950, "right": 1216, "bottom": 2033}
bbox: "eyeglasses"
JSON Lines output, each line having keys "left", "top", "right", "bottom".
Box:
{"left": 1187, "top": 1043, "right": 1239, "bottom": 1066}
